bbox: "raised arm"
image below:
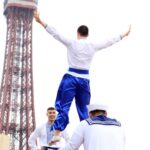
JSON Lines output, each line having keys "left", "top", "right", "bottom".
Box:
{"left": 94, "top": 25, "right": 131, "bottom": 51}
{"left": 33, "top": 10, "right": 71, "bottom": 46}
{"left": 61, "top": 129, "right": 70, "bottom": 143}
{"left": 61, "top": 122, "right": 86, "bottom": 150}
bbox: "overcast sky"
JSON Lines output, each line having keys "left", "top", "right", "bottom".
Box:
{"left": 0, "top": 0, "right": 150, "bottom": 149}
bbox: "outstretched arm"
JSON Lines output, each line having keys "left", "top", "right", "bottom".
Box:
{"left": 33, "top": 10, "right": 47, "bottom": 28}
{"left": 33, "top": 10, "right": 71, "bottom": 46}
{"left": 120, "top": 24, "right": 131, "bottom": 39}
{"left": 94, "top": 24, "right": 131, "bottom": 51}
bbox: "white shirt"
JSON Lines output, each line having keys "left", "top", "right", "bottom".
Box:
{"left": 62, "top": 120, "right": 125, "bottom": 150}
{"left": 46, "top": 25, "right": 121, "bottom": 78}
{"left": 28, "top": 123, "right": 70, "bottom": 150}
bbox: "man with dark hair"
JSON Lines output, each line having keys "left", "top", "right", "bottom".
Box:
{"left": 61, "top": 103, "right": 125, "bottom": 150}
{"left": 47, "top": 107, "right": 56, "bottom": 111}
{"left": 33, "top": 11, "right": 131, "bottom": 144}
{"left": 77, "top": 25, "right": 89, "bottom": 37}
{"left": 28, "top": 107, "right": 69, "bottom": 150}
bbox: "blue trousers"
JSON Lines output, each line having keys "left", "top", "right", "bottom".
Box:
{"left": 53, "top": 73, "right": 91, "bottom": 131}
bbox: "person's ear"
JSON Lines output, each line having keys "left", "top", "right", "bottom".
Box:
{"left": 89, "top": 112, "right": 92, "bottom": 118}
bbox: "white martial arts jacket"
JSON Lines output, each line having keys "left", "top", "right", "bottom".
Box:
{"left": 45, "top": 25, "right": 122, "bottom": 79}
{"left": 28, "top": 123, "right": 70, "bottom": 150}
{"left": 62, "top": 118, "right": 125, "bottom": 150}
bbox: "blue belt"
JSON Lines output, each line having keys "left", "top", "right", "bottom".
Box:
{"left": 68, "top": 68, "right": 89, "bottom": 74}
{"left": 44, "top": 146, "right": 58, "bottom": 150}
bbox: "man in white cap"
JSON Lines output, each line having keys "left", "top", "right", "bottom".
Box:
{"left": 61, "top": 103, "right": 125, "bottom": 150}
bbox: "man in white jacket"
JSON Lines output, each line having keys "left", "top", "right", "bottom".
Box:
{"left": 33, "top": 10, "right": 130, "bottom": 145}
{"left": 28, "top": 107, "right": 69, "bottom": 150}
{"left": 61, "top": 103, "right": 125, "bottom": 150}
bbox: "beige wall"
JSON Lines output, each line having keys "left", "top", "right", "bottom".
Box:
{"left": 0, "top": 134, "right": 9, "bottom": 150}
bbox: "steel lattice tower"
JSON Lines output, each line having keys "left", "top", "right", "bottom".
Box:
{"left": 0, "top": 0, "right": 38, "bottom": 150}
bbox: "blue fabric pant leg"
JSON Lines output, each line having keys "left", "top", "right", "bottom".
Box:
{"left": 75, "top": 77, "right": 91, "bottom": 121}
{"left": 54, "top": 74, "right": 90, "bottom": 131}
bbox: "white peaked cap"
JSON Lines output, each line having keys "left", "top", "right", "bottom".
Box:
{"left": 87, "top": 103, "right": 109, "bottom": 112}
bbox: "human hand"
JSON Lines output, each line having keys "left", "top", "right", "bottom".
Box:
{"left": 33, "top": 10, "right": 47, "bottom": 28}
{"left": 40, "top": 146, "right": 44, "bottom": 150}
{"left": 125, "top": 24, "right": 131, "bottom": 36}
{"left": 33, "top": 10, "right": 40, "bottom": 23}
{"left": 121, "top": 24, "right": 131, "bottom": 39}
{"left": 49, "top": 135, "right": 61, "bottom": 146}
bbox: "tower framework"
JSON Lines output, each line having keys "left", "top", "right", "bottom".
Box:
{"left": 0, "top": 0, "right": 37, "bottom": 149}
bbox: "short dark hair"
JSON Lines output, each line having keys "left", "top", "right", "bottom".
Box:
{"left": 47, "top": 107, "right": 56, "bottom": 111}
{"left": 77, "top": 25, "right": 89, "bottom": 37}
{"left": 90, "top": 110, "right": 106, "bottom": 116}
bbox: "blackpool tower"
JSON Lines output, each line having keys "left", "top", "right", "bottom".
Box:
{"left": 0, "top": 0, "right": 38, "bottom": 150}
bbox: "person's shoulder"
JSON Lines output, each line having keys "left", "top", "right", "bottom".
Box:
{"left": 81, "top": 119, "right": 88, "bottom": 124}
{"left": 61, "top": 128, "right": 69, "bottom": 135}
{"left": 75, "top": 120, "right": 88, "bottom": 129}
